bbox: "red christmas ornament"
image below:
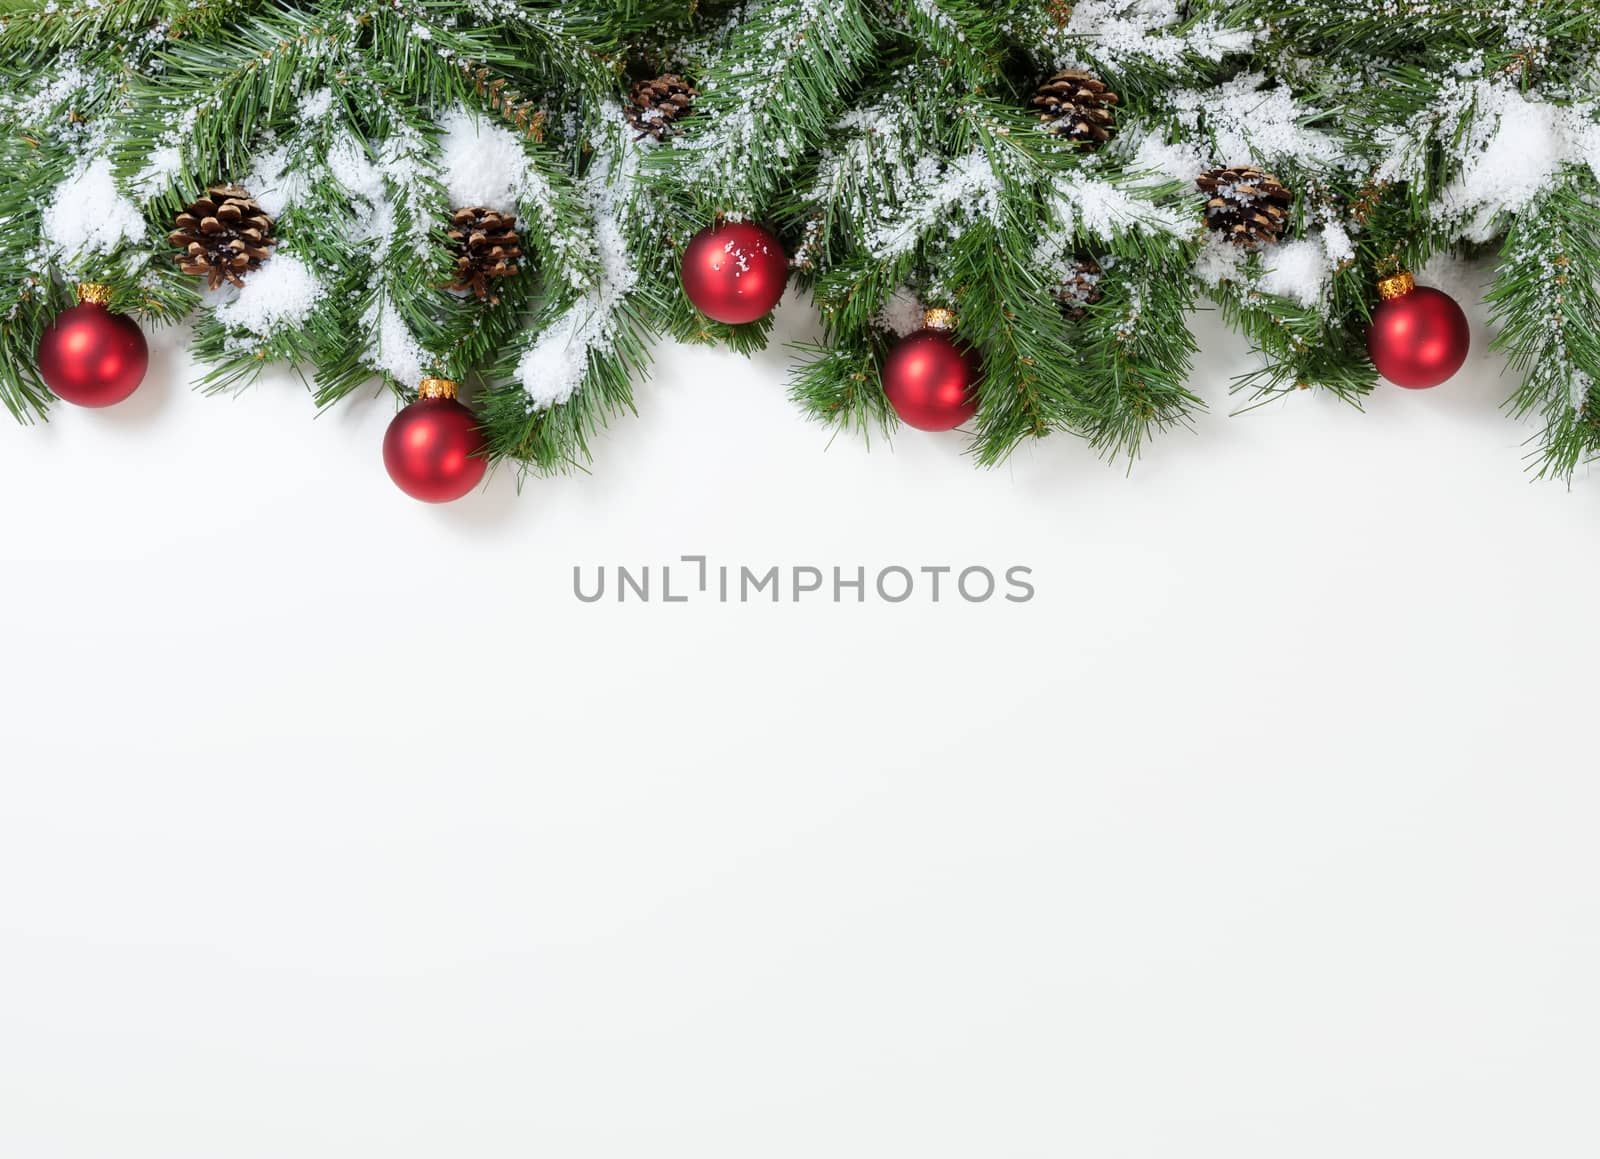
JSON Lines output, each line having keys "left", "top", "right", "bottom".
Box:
{"left": 383, "top": 378, "right": 488, "bottom": 503}
{"left": 680, "top": 220, "right": 788, "bottom": 324}
{"left": 1366, "top": 272, "right": 1470, "bottom": 389}
{"left": 36, "top": 284, "right": 148, "bottom": 408}
{"left": 881, "top": 308, "right": 981, "bottom": 431}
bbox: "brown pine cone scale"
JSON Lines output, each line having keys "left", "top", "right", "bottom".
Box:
{"left": 1032, "top": 69, "right": 1119, "bottom": 145}
{"left": 168, "top": 185, "right": 276, "bottom": 290}
{"left": 1195, "top": 166, "right": 1293, "bottom": 246}
{"left": 446, "top": 207, "right": 523, "bottom": 303}
{"left": 626, "top": 74, "right": 698, "bottom": 141}
{"left": 1055, "top": 255, "right": 1105, "bottom": 320}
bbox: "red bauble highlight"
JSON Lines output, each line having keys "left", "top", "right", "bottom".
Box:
{"left": 37, "top": 301, "right": 148, "bottom": 408}
{"left": 680, "top": 220, "right": 788, "bottom": 324}
{"left": 882, "top": 328, "right": 981, "bottom": 431}
{"left": 1367, "top": 284, "right": 1470, "bottom": 389}
{"left": 383, "top": 395, "right": 488, "bottom": 503}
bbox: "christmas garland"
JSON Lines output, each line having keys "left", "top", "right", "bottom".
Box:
{"left": 2, "top": 0, "right": 1596, "bottom": 502}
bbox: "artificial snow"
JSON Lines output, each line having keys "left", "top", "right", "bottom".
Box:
{"left": 211, "top": 254, "right": 324, "bottom": 336}
{"left": 245, "top": 140, "right": 312, "bottom": 220}
{"left": 1257, "top": 238, "right": 1330, "bottom": 310}
{"left": 326, "top": 131, "right": 399, "bottom": 253}
{"left": 5, "top": 58, "right": 88, "bottom": 124}
{"left": 1045, "top": 0, "right": 1253, "bottom": 69}
{"left": 133, "top": 145, "right": 183, "bottom": 198}
{"left": 1320, "top": 221, "right": 1355, "bottom": 268}
{"left": 1128, "top": 129, "right": 1208, "bottom": 190}
{"left": 672, "top": 0, "right": 868, "bottom": 208}
{"left": 1192, "top": 232, "right": 1248, "bottom": 289}
{"left": 327, "top": 132, "right": 387, "bottom": 206}
{"left": 866, "top": 150, "right": 1004, "bottom": 258}
{"left": 805, "top": 88, "right": 923, "bottom": 237}
{"left": 133, "top": 106, "right": 200, "bottom": 198}
{"left": 913, "top": 0, "right": 968, "bottom": 44}
{"left": 439, "top": 107, "right": 529, "bottom": 214}
{"left": 297, "top": 121, "right": 456, "bottom": 386}
{"left": 42, "top": 157, "right": 147, "bottom": 260}
{"left": 1033, "top": 173, "right": 1185, "bottom": 300}
{"left": 1372, "top": 70, "right": 1600, "bottom": 242}
{"left": 1050, "top": 174, "right": 1187, "bottom": 238}
{"left": 517, "top": 306, "right": 594, "bottom": 409}
{"left": 1571, "top": 370, "right": 1594, "bottom": 413}
{"left": 363, "top": 297, "right": 428, "bottom": 388}
{"left": 874, "top": 286, "right": 926, "bottom": 337}
{"left": 1166, "top": 74, "right": 1345, "bottom": 171}
{"left": 515, "top": 112, "right": 641, "bottom": 410}
{"left": 1430, "top": 84, "right": 1585, "bottom": 240}
{"left": 297, "top": 87, "right": 334, "bottom": 122}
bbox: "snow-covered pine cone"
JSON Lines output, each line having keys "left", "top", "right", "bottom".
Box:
{"left": 1195, "top": 166, "right": 1293, "bottom": 246}
{"left": 446, "top": 207, "right": 522, "bottom": 303}
{"left": 1054, "top": 255, "right": 1105, "bottom": 320}
{"left": 625, "top": 74, "right": 697, "bottom": 141}
{"left": 1031, "top": 69, "right": 1119, "bottom": 145}
{"left": 168, "top": 185, "right": 275, "bottom": 290}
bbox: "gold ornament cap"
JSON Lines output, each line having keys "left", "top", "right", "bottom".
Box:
{"left": 923, "top": 307, "right": 957, "bottom": 331}
{"left": 76, "top": 283, "right": 113, "bottom": 307}
{"left": 418, "top": 377, "right": 459, "bottom": 400}
{"left": 1376, "top": 271, "right": 1416, "bottom": 301}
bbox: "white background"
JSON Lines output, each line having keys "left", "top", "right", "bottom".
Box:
{"left": 2, "top": 269, "right": 1598, "bottom": 1156}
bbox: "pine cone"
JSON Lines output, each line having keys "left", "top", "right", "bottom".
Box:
{"left": 625, "top": 74, "right": 697, "bottom": 141}
{"left": 1031, "top": 69, "right": 1119, "bottom": 145}
{"left": 1054, "top": 256, "right": 1104, "bottom": 320}
{"left": 446, "top": 207, "right": 522, "bottom": 303}
{"left": 168, "top": 185, "right": 275, "bottom": 290}
{"left": 1195, "top": 166, "right": 1292, "bottom": 246}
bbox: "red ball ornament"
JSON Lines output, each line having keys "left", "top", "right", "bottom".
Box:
{"left": 36, "top": 284, "right": 148, "bottom": 408}
{"left": 383, "top": 378, "right": 488, "bottom": 503}
{"left": 1366, "top": 273, "right": 1470, "bottom": 389}
{"left": 881, "top": 309, "right": 981, "bottom": 431}
{"left": 680, "top": 220, "right": 788, "bottom": 324}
